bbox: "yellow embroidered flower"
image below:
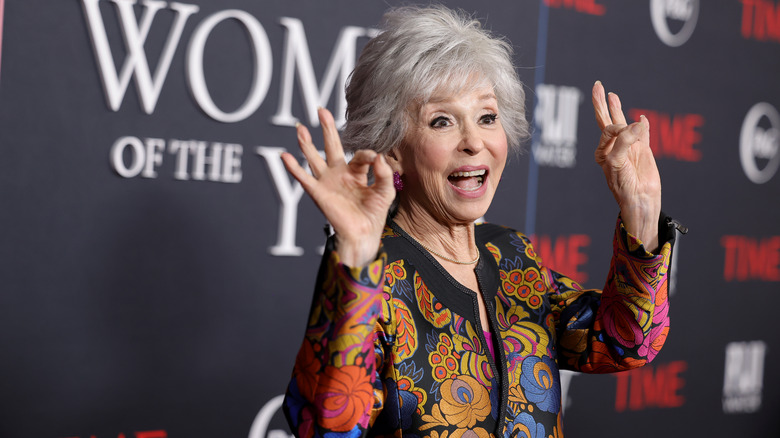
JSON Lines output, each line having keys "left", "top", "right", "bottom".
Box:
{"left": 384, "top": 260, "right": 407, "bottom": 288}
{"left": 500, "top": 267, "right": 546, "bottom": 309}
{"left": 429, "top": 333, "right": 461, "bottom": 382}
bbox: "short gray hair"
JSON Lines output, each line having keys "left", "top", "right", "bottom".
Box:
{"left": 341, "top": 5, "right": 529, "bottom": 154}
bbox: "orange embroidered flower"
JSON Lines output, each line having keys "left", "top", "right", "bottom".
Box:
{"left": 582, "top": 340, "right": 647, "bottom": 372}
{"left": 439, "top": 375, "right": 492, "bottom": 428}
{"left": 315, "top": 365, "right": 373, "bottom": 431}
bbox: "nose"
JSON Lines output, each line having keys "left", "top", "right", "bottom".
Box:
{"left": 458, "top": 121, "right": 485, "bottom": 155}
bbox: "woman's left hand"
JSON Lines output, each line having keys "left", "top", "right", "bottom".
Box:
{"left": 592, "top": 81, "right": 661, "bottom": 252}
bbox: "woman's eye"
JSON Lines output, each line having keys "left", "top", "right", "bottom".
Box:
{"left": 481, "top": 113, "right": 498, "bottom": 125}
{"left": 429, "top": 116, "right": 451, "bottom": 128}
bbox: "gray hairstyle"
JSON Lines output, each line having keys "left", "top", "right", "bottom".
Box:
{"left": 341, "top": 5, "right": 529, "bottom": 154}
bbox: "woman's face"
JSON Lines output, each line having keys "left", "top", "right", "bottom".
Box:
{"left": 392, "top": 85, "right": 508, "bottom": 225}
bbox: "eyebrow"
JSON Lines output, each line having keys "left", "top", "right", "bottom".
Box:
{"left": 425, "top": 92, "right": 498, "bottom": 105}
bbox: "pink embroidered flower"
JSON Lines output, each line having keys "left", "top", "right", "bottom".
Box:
{"left": 599, "top": 294, "right": 644, "bottom": 349}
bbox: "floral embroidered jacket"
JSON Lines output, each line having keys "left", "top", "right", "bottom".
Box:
{"left": 284, "top": 216, "right": 677, "bottom": 438}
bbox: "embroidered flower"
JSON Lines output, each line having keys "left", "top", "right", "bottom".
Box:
{"left": 500, "top": 267, "right": 546, "bottom": 310}
{"left": 429, "top": 333, "right": 461, "bottom": 382}
{"left": 438, "top": 375, "right": 492, "bottom": 428}
{"left": 385, "top": 261, "right": 407, "bottom": 287}
{"left": 506, "top": 412, "right": 545, "bottom": 438}
{"left": 597, "top": 293, "right": 646, "bottom": 349}
{"left": 582, "top": 339, "right": 647, "bottom": 372}
{"left": 315, "top": 365, "right": 373, "bottom": 431}
{"left": 518, "top": 356, "right": 560, "bottom": 414}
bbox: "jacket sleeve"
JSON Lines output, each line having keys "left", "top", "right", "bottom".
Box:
{"left": 283, "top": 242, "right": 389, "bottom": 438}
{"left": 546, "top": 213, "right": 678, "bottom": 373}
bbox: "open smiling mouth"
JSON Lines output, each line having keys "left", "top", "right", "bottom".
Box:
{"left": 448, "top": 169, "right": 486, "bottom": 191}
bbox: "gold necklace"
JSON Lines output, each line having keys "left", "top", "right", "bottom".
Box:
{"left": 413, "top": 238, "right": 480, "bottom": 265}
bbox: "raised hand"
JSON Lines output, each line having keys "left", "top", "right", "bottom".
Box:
{"left": 281, "top": 108, "right": 396, "bottom": 266}
{"left": 592, "top": 81, "right": 661, "bottom": 252}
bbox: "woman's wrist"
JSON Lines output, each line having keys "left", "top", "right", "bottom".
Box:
{"left": 334, "top": 234, "right": 382, "bottom": 267}
{"left": 620, "top": 205, "right": 661, "bottom": 253}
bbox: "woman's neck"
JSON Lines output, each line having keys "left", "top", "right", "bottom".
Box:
{"left": 393, "top": 203, "right": 478, "bottom": 264}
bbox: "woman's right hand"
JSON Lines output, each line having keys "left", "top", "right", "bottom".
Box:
{"left": 281, "top": 108, "right": 396, "bottom": 267}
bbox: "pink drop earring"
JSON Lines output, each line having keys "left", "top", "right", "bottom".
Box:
{"left": 393, "top": 172, "right": 404, "bottom": 191}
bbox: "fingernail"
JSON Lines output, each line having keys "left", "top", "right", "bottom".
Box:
{"left": 631, "top": 123, "right": 642, "bottom": 135}
{"left": 594, "top": 80, "right": 601, "bottom": 86}
{"left": 295, "top": 122, "right": 302, "bottom": 128}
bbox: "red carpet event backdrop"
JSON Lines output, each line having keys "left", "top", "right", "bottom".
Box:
{"left": 1, "top": 0, "right": 778, "bottom": 437}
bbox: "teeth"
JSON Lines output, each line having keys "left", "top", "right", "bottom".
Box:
{"left": 450, "top": 169, "right": 486, "bottom": 177}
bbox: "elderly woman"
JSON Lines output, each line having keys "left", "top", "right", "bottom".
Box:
{"left": 281, "top": 5, "right": 679, "bottom": 438}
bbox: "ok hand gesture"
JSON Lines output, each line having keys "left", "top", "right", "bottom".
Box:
{"left": 281, "top": 108, "right": 396, "bottom": 266}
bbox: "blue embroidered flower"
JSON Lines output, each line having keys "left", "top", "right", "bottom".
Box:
{"left": 506, "top": 412, "right": 545, "bottom": 438}
{"left": 519, "top": 356, "right": 561, "bottom": 413}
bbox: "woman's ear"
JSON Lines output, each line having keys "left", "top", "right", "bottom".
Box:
{"left": 385, "top": 147, "right": 403, "bottom": 174}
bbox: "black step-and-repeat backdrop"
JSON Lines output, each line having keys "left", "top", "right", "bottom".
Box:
{"left": 1, "top": 1, "right": 779, "bottom": 437}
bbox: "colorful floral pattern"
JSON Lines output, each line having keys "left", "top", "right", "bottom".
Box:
{"left": 428, "top": 333, "right": 462, "bottom": 382}
{"left": 518, "top": 356, "right": 559, "bottom": 414}
{"left": 284, "top": 218, "right": 675, "bottom": 438}
{"left": 396, "top": 363, "right": 428, "bottom": 416}
{"left": 420, "top": 375, "right": 492, "bottom": 429}
{"left": 416, "top": 273, "right": 453, "bottom": 328}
